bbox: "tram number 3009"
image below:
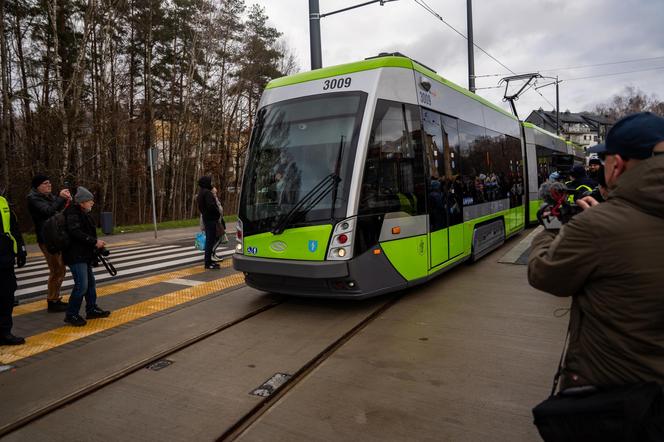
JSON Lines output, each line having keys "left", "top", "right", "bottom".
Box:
{"left": 419, "top": 91, "right": 432, "bottom": 106}
{"left": 323, "top": 77, "right": 352, "bottom": 90}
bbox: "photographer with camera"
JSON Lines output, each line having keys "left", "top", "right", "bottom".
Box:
{"left": 528, "top": 112, "right": 664, "bottom": 440}
{"left": 62, "top": 187, "right": 111, "bottom": 326}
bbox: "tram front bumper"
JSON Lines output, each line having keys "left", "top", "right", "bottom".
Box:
{"left": 232, "top": 250, "right": 407, "bottom": 299}
{"left": 232, "top": 254, "right": 349, "bottom": 279}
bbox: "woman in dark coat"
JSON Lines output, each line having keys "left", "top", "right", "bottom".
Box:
{"left": 62, "top": 187, "right": 111, "bottom": 326}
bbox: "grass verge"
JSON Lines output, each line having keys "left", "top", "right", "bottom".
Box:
{"left": 23, "top": 215, "right": 237, "bottom": 245}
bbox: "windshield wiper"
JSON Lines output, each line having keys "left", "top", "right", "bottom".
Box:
{"left": 271, "top": 173, "right": 341, "bottom": 235}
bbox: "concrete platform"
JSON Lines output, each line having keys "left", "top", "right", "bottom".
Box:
{"left": 237, "top": 235, "right": 570, "bottom": 441}
{"left": 1, "top": 230, "right": 570, "bottom": 441}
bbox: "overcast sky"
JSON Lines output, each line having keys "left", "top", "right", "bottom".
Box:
{"left": 251, "top": 0, "right": 664, "bottom": 116}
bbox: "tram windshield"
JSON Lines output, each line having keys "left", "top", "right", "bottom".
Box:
{"left": 240, "top": 92, "right": 367, "bottom": 234}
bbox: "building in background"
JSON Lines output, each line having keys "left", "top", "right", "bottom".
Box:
{"left": 525, "top": 109, "right": 613, "bottom": 151}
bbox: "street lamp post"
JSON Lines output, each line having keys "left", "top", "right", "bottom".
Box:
{"left": 308, "top": 0, "right": 398, "bottom": 70}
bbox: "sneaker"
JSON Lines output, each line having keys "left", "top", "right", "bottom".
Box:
{"left": 205, "top": 263, "right": 220, "bottom": 269}
{"left": 64, "top": 314, "right": 87, "bottom": 327}
{"left": 47, "top": 299, "right": 69, "bottom": 312}
{"left": 86, "top": 307, "right": 111, "bottom": 319}
{"left": 0, "top": 333, "right": 25, "bottom": 346}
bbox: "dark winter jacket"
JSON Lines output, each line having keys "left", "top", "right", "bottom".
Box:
{"left": 63, "top": 204, "right": 98, "bottom": 265}
{"left": 0, "top": 200, "right": 26, "bottom": 269}
{"left": 197, "top": 177, "right": 220, "bottom": 224}
{"left": 529, "top": 155, "right": 664, "bottom": 389}
{"left": 565, "top": 176, "right": 598, "bottom": 201}
{"left": 27, "top": 189, "right": 67, "bottom": 244}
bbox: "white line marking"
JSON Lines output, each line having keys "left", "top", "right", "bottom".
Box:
{"left": 15, "top": 250, "right": 235, "bottom": 297}
{"left": 165, "top": 278, "right": 204, "bottom": 287}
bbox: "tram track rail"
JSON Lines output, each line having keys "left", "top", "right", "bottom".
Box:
{"left": 0, "top": 288, "right": 284, "bottom": 438}
{"left": 218, "top": 293, "right": 403, "bottom": 441}
{"left": 1, "top": 281, "right": 405, "bottom": 440}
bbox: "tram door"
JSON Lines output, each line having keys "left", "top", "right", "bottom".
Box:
{"left": 422, "top": 110, "right": 450, "bottom": 268}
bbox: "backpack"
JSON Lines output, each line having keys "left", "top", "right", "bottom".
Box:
{"left": 42, "top": 211, "right": 70, "bottom": 254}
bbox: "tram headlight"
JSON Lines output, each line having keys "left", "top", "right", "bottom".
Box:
{"left": 235, "top": 219, "right": 243, "bottom": 254}
{"left": 327, "top": 217, "right": 356, "bottom": 261}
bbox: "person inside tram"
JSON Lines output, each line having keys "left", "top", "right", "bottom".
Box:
{"left": 428, "top": 179, "right": 445, "bottom": 230}
{"left": 272, "top": 151, "right": 301, "bottom": 206}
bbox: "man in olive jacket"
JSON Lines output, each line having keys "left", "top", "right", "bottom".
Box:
{"left": 528, "top": 112, "right": 664, "bottom": 390}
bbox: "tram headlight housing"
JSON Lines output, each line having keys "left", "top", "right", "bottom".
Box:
{"left": 235, "top": 219, "right": 243, "bottom": 254}
{"left": 327, "top": 217, "right": 356, "bottom": 261}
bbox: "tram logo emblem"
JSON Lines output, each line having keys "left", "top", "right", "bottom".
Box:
{"left": 269, "top": 241, "right": 287, "bottom": 253}
{"left": 247, "top": 246, "right": 258, "bottom": 255}
{"left": 308, "top": 240, "right": 318, "bottom": 253}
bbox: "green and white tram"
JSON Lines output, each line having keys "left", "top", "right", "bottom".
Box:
{"left": 233, "top": 53, "right": 533, "bottom": 298}
{"left": 522, "top": 122, "right": 574, "bottom": 224}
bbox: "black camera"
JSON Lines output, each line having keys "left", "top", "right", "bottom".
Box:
{"left": 537, "top": 181, "right": 583, "bottom": 229}
{"left": 97, "top": 247, "right": 110, "bottom": 257}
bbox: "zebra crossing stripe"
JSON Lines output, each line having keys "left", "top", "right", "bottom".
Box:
{"left": 16, "top": 248, "right": 203, "bottom": 286}
{"left": 18, "top": 244, "right": 181, "bottom": 272}
{"left": 14, "top": 249, "right": 235, "bottom": 298}
{"left": 25, "top": 240, "right": 140, "bottom": 258}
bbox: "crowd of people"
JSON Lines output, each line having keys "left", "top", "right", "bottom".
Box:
{"left": 1, "top": 178, "right": 111, "bottom": 345}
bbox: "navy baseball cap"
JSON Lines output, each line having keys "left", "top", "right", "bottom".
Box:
{"left": 587, "top": 143, "right": 605, "bottom": 154}
{"left": 598, "top": 112, "right": 664, "bottom": 160}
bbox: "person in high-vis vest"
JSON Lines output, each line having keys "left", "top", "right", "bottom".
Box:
{"left": 565, "top": 165, "right": 597, "bottom": 203}
{"left": 0, "top": 194, "right": 27, "bottom": 345}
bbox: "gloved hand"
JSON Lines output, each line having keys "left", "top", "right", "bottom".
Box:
{"left": 16, "top": 246, "right": 27, "bottom": 268}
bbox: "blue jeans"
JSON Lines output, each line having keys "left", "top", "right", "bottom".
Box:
{"left": 67, "top": 262, "right": 98, "bottom": 316}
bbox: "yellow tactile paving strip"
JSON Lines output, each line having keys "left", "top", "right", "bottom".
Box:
{"left": 26, "top": 240, "right": 140, "bottom": 258}
{"left": 13, "top": 265, "right": 211, "bottom": 316}
{"left": 1, "top": 270, "right": 245, "bottom": 364}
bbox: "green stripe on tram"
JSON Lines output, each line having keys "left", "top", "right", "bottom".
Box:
{"left": 265, "top": 57, "right": 412, "bottom": 89}
{"left": 381, "top": 234, "right": 429, "bottom": 281}
{"left": 243, "top": 224, "right": 333, "bottom": 261}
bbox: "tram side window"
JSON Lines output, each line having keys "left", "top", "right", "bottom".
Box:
{"left": 458, "top": 121, "right": 488, "bottom": 206}
{"left": 358, "top": 100, "right": 426, "bottom": 217}
{"left": 536, "top": 146, "right": 555, "bottom": 186}
{"left": 505, "top": 135, "right": 524, "bottom": 208}
{"left": 441, "top": 116, "right": 463, "bottom": 226}
{"left": 458, "top": 122, "right": 524, "bottom": 207}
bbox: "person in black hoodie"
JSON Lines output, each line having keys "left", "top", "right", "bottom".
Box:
{"left": 197, "top": 176, "right": 220, "bottom": 269}
{"left": 26, "top": 174, "right": 71, "bottom": 312}
{"left": 0, "top": 194, "right": 27, "bottom": 345}
{"left": 62, "top": 187, "right": 110, "bottom": 326}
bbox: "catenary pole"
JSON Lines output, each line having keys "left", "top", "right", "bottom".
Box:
{"left": 148, "top": 148, "right": 158, "bottom": 239}
{"left": 467, "top": 0, "right": 476, "bottom": 93}
{"left": 309, "top": 0, "right": 322, "bottom": 70}
{"left": 556, "top": 76, "right": 560, "bottom": 135}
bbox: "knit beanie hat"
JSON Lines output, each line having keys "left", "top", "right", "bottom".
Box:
{"left": 74, "top": 186, "right": 94, "bottom": 203}
{"left": 31, "top": 174, "right": 50, "bottom": 189}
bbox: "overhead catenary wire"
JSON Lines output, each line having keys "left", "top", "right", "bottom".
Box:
{"left": 412, "top": 0, "right": 558, "bottom": 111}
{"left": 563, "top": 66, "right": 664, "bottom": 82}
{"left": 474, "top": 55, "right": 664, "bottom": 79}
{"left": 412, "top": 0, "right": 516, "bottom": 75}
